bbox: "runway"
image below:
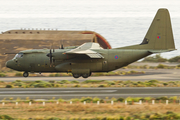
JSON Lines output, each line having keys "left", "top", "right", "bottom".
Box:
{"left": 0, "top": 69, "right": 180, "bottom": 82}
{"left": 0, "top": 87, "right": 180, "bottom": 100}
{"left": 0, "top": 69, "right": 180, "bottom": 100}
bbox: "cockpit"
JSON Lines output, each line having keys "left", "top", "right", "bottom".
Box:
{"left": 13, "top": 53, "right": 23, "bottom": 59}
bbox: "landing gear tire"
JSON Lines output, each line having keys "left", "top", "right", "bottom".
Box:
{"left": 82, "top": 73, "right": 89, "bottom": 78}
{"left": 73, "top": 73, "right": 81, "bottom": 78}
{"left": 23, "top": 72, "right": 29, "bottom": 77}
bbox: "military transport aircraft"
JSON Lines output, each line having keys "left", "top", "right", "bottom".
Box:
{"left": 6, "top": 8, "right": 176, "bottom": 78}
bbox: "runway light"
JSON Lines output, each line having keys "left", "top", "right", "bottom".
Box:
{"left": 111, "top": 101, "right": 114, "bottom": 105}
{"left": 152, "top": 100, "right": 155, "bottom": 104}
{"left": 166, "top": 100, "right": 168, "bottom": 105}
{"left": 125, "top": 100, "right": 127, "bottom": 105}
{"left": 97, "top": 101, "right": 100, "bottom": 105}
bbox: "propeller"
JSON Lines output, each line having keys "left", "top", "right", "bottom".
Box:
{"left": 61, "top": 44, "right": 64, "bottom": 49}
{"left": 46, "top": 45, "right": 55, "bottom": 67}
{"left": 52, "top": 48, "right": 55, "bottom": 66}
{"left": 59, "top": 40, "right": 64, "bottom": 49}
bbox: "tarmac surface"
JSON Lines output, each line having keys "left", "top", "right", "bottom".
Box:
{"left": 0, "top": 69, "right": 180, "bottom": 82}
{"left": 0, "top": 87, "right": 180, "bottom": 100}
{"left": 0, "top": 66, "right": 180, "bottom": 100}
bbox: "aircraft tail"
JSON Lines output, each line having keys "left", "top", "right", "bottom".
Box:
{"left": 118, "top": 8, "right": 176, "bottom": 53}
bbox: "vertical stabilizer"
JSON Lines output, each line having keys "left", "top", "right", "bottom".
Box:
{"left": 117, "top": 8, "right": 176, "bottom": 52}
{"left": 140, "top": 8, "right": 175, "bottom": 50}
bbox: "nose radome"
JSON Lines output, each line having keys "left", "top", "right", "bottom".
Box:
{"left": 6, "top": 60, "right": 13, "bottom": 68}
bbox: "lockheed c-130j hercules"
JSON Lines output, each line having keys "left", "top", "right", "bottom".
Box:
{"left": 6, "top": 8, "right": 176, "bottom": 78}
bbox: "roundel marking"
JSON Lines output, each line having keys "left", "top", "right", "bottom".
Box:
{"left": 157, "top": 36, "right": 160, "bottom": 39}
{"left": 115, "top": 55, "right": 118, "bottom": 59}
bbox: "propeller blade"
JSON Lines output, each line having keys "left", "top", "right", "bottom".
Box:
{"left": 50, "top": 56, "right": 52, "bottom": 66}
{"left": 50, "top": 49, "right": 52, "bottom": 54}
{"left": 47, "top": 45, "right": 56, "bottom": 67}
{"left": 52, "top": 48, "right": 55, "bottom": 66}
{"left": 61, "top": 44, "right": 64, "bottom": 49}
{"left": 46, "top": 45, "right": 54, "bottom": 67}
{"left": 53, "top": 58, "right": 55, "bottom": 67}
{"left": 60, "top": 40, "right": 64, "bottom": 49}
{"left": 50, "top": 49, "right": 52, "bottom": 66}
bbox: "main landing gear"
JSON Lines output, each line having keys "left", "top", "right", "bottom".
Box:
{"left": 73, "top": 73, "right": 81, "bottom": 78}
{"left": 23, "top": 72, "right": 29, "bottom": 77}
{"left": 72, "top": 72, "right": 92, "bottom": 79}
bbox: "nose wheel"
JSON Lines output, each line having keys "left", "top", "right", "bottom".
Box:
{"left": 23, "top": 72, "right": 29, "bottom": 77}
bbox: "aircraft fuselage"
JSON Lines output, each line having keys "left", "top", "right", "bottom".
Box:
{"left": 6, "top": 49, "right": 150, "bottom": 74}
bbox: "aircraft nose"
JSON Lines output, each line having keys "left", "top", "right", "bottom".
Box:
{"left": 6, "top": 60, "right": 14, "bottom": 68}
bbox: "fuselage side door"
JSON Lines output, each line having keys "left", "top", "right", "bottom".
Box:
{"left": 102, "top": 49, "right": 108, "bottom": 72}
{"left": 29, "top": 54, "right": 36, "bottom": 72}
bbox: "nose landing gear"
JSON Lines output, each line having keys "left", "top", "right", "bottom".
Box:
{"left": 23, "top": 72, "right": 29, "bottom": 77}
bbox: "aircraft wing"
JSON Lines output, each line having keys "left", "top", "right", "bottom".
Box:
{"left": 20, "top": 49, "right": 47, "bottom": 54}
{"left": 65, "top": 42, "right": 104, "bottom": 58}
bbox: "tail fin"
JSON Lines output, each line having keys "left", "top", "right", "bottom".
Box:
{"left": 141, "top": 8, "right": 175, "bottom": 50}
{"left": 118, "top": 8, "right": 176, "bottom": 52}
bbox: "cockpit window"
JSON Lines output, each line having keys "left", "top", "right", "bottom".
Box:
{"left": 13, "top": 53, "right": 23, "bottom": 59}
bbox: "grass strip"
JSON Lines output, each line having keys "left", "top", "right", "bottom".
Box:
{"left": 0, "top": 79, "right": 180, "bottom": 88}
{"left": 1, "top": 103, "right": 180, "bottom": 119}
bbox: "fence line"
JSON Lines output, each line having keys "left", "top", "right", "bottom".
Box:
{"left": 1, "top": 100, "right": 180, "bottom": 106}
